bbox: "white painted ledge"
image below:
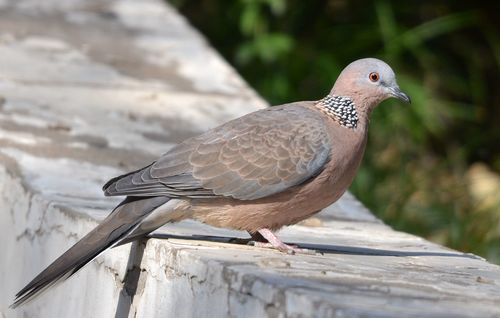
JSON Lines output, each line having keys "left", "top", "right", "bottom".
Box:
{"left": 0, "top": 0, "right": 499, "bottom": 317}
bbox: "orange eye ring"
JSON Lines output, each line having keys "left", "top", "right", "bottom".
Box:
{"left": 369, "top": 72, "right": 380, "bottom": 82}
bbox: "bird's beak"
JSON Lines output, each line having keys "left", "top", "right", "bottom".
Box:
{"left": 389, "top": 86, "right": 411, "bottom": 104}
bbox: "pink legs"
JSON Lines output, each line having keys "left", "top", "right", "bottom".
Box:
{"left": 251, "top": 228, "right": 313, "bottom": 254}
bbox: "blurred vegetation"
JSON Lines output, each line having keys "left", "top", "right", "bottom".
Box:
{"left": 170, "top": 0, "right": 500, "bottom": 263}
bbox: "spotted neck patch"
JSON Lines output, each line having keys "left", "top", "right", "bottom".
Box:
{"left": 318, "top": 95, "right": 358, "bottom": 129}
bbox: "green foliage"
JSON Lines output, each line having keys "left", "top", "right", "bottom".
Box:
{"left": 172, "top": 0, "right": 500, "bottom": 263}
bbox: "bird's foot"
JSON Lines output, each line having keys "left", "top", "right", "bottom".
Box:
{"left": 253, "top": 241, "right": 313, "bottom": 254}
{"left": 252, "top": 229, "right": 315, "bottom": 255}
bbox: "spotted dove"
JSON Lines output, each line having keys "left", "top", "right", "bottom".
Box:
{"left": 12, "top": 58, "right": 410, "bottom": 307}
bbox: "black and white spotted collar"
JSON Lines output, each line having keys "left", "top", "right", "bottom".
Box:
{"left": 318, "top": 95, "right": 358, "bottom": 129}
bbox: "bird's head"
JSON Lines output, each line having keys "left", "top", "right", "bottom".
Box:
{"left": 330, "top": 58, "right": 410, "bottom": 115}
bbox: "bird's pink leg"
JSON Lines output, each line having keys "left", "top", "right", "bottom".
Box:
{"left": 254, "top": 228, "right": 312, "bottom": 254}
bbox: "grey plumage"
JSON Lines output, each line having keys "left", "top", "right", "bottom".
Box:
{"left": 12, "top": 58, "right": 410, "bottom": 308}
{"left": 104, "top": 104, "right": 331, "bottom": 201}
{"left": 13, "top": 104, "right": 331, "bottom": 307}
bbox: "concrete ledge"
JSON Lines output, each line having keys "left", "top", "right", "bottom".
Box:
{"left": 1, "top": 0, "right": 500, "bottom": 317}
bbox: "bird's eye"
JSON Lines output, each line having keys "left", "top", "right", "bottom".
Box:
{"left": 369, "top": 72, "right": 380, "bottom": 82}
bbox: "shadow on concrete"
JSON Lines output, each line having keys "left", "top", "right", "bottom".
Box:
{"left": 108, "top": 232, "right": 480, "bottom": 317}
{"left": 297, "top": 243, "right": 483, "bottom": 259}
{"left": 148, "top": 233, "right": 482, "bottom": 260}
{"left": 114, "top": 239, "right": 147, "bottom": 318}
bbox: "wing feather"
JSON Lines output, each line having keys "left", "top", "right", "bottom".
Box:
{"left": 103, "top": 104, "right": 331, "bottom": 200}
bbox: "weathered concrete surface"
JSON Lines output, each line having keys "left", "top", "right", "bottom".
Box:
{"left": 0, "top": 0, "right": 499, "bottom": 317}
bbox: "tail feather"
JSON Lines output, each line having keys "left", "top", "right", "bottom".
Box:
{"left": 11, "top": 196, "right": 170, "bottom": 308}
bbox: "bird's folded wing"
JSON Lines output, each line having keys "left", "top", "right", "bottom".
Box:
{"left": 103, "top": 104, "right": 331, "bottom": 200}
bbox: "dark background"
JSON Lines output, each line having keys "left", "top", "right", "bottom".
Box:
{"left": 170, "top": 0, "right": 500, "bottom": 263}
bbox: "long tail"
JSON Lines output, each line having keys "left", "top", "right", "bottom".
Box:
{"left": 11, "top": 196, "right": 170, "bottom": 308}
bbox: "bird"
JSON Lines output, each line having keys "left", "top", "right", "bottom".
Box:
{"left": 12, "top": 58, "right": 410, "bottom": 307}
